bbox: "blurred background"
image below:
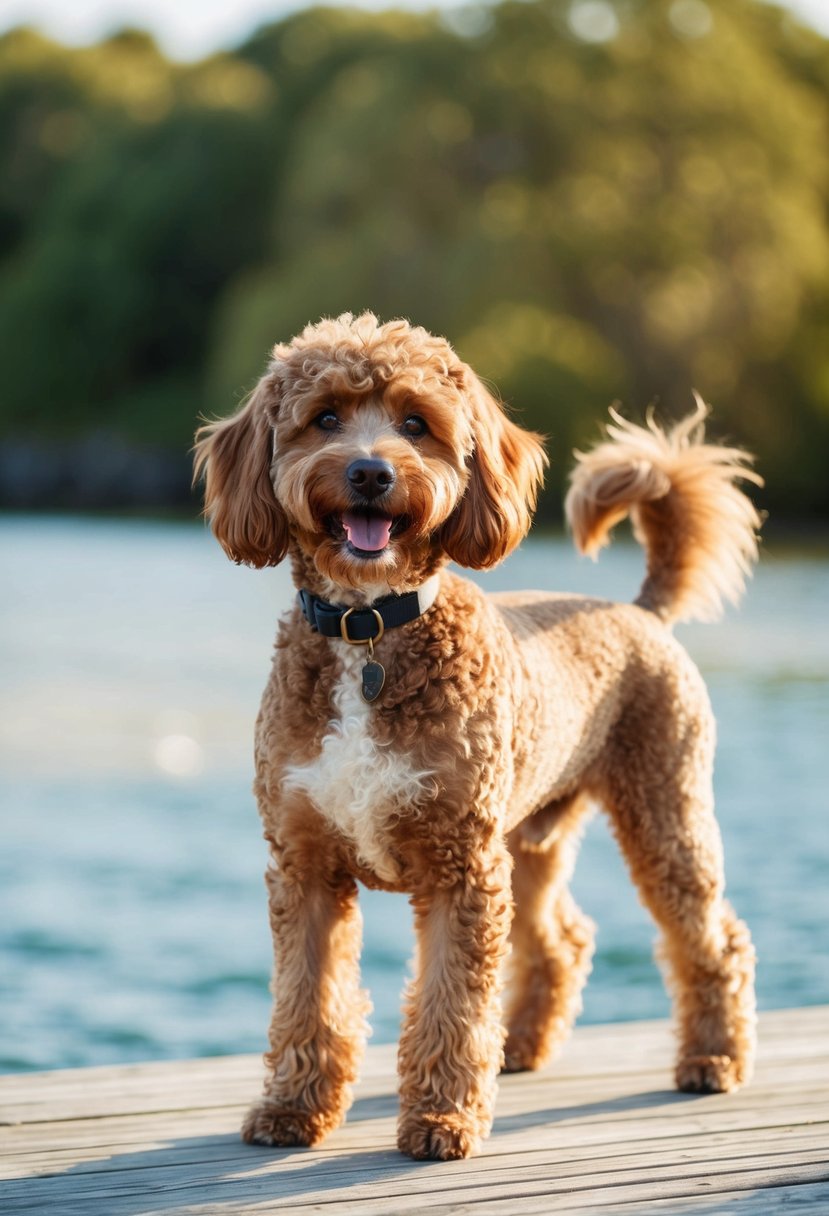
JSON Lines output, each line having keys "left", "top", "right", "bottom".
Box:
{"left": 1, "top": 0, "right": 828, "bottom": 1073}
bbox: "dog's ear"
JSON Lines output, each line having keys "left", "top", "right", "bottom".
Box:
{"left": 192, "top": 371, "right": 289, "bottom": 567}
{"left": 439, "top": 365, "right": 547, "bottom": 569}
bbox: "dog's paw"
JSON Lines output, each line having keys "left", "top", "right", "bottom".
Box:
{"left": 241, "top": 1098, "right": 335, "bottom": 1148}
{"left": 502, "top": 1032, "right": 544, "bottom": 1073}
{"left": 397, "top": 1110, "right": 483, "bottom": 1161}
{"left": 676, "top": 1054, "right": 743, "bottom": 1094}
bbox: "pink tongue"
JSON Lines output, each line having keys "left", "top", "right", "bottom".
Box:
{"left": 342, "top": 511, "right": 393, "bottom": 552}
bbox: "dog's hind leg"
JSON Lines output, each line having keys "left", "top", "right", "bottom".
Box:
{"left": 598, "top": 696, "right": 756, "bottom": 1093}
{"left": 242, "top": 808, "right": 370, "bottom": 1148}
{"left": 397, "top": 841, "right": 512, "bottom": 1160}
{"left": 503, "top": 793, "right": 595, "bottom": 1073}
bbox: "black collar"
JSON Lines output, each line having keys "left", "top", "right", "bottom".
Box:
{"left": 297, "top": 577, "right": 440, "bottom": 644}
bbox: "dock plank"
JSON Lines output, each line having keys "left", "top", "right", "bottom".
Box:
{"left": 1, "top": 1006, "right": 827, "bottom": 1214}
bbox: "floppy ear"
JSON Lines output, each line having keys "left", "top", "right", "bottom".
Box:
{"left": 192, "top": 372, "right": 289, "bottom": 567}
{"left": 439, "top": 366, "right": 547, "bottom": 570}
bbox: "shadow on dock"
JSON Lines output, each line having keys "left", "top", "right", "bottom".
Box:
{"left": 0, "top": 1087, "right": 704, "bottom": 1216}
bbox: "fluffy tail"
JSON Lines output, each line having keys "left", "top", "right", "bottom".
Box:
{"left": 565, "top": 397, "right": 763, "bottom": 625}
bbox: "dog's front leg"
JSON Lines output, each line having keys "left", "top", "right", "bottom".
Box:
{"left": 242, "top": 836, "right": 370, "bottom": 1149}
{"left": 397, "top": 842, "right": 512, "bottom": 1160}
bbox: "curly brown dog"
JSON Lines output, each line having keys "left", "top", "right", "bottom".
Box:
{"left": 194, "top": 312, "right": 759, "bottom": 1161}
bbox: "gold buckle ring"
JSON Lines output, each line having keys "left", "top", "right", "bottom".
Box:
{"left": 340, "top": 608, "right": 385, "bottom": 646}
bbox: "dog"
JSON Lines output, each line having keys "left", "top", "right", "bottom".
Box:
{"left": 194, "top": 311, "right": 759, "bottom": 1161}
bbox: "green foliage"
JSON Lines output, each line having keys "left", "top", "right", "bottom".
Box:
{"left": 0, "top": 28, "right": 274, "bottom": 447}
{"left": 1, "top": 1, "right": 829, "bottom": 517}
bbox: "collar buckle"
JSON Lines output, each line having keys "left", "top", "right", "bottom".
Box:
{"left": 340, "top": 607, "right": 385, "bottom": 646}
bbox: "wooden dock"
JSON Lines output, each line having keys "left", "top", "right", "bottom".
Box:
{"left": 1, "top": 1006, "right": 827, "bottom": 1214}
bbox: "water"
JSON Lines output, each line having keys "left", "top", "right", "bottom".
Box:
{"left": 1, "top": 516, "right": 827, "bottom": 1072}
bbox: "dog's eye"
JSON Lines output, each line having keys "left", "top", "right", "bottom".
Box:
{"left": 315, "top": 411, "right": 340, "bottom": 432}
{"left": 402, "top": 415, "right": 427, "bottom": 438}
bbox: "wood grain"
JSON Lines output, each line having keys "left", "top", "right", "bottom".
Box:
{"left": 1, "top": 1007, "right": 827, "bottom": 1214}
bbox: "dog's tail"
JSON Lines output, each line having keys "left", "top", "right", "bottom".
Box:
{"left": 565, "top": 396, "right": 763, "bottom": 625}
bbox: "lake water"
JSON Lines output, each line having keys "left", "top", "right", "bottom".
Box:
{"left": 1, "top": 516, "right": 828, "bottom": 1073}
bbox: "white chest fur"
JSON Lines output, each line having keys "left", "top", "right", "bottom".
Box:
{"left": 282, "top": 647, "right": 434, "bottom": 882}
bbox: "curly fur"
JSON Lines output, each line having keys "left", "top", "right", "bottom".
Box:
{"left": 282, "top": 646, "right": 436, "bottom": 883}
{"left": 194, "top": 312, "right": 759, "bottom": 1161}
{"left": 566, "top": 396, "right": 763, "bottom": 624}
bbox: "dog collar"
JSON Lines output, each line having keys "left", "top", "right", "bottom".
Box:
{"left": 297, "top": 575, "right": 440, "bottom": 644}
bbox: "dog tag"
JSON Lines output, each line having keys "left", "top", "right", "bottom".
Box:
{"left": 361, "top": 659, "right": 385, "bottom": 702}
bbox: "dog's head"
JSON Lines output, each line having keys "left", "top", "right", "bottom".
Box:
{"left": 194, "top": 313, "right": 547, "bottom": 593}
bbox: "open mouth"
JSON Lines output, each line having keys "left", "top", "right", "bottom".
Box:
{"left": 327, "top": 511, "right": 407, "bottom": 558}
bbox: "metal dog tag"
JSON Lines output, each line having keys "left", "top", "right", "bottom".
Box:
{"left": 361, "top": 659, "right": 386, "bottom": 702}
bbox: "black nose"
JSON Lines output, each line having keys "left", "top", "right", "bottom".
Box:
{"left": 347, "top": 458, "right": 396, "bottom": 500}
